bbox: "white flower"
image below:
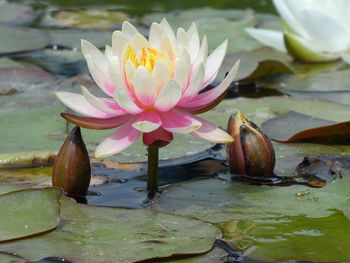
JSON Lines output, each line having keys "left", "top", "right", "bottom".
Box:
{"left": 246, "top": 0, "right": 350, "bottom": 63}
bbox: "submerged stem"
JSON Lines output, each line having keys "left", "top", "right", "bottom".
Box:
{"left": 147, "top": 146, "right": 159, "bottom": 193}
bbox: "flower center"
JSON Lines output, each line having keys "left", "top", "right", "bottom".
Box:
{"left": 126, "top": 45, "right": 164, "bottom": 73}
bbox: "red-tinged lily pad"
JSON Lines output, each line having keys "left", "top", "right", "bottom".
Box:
{"left": 0, "top": 25, "right": 50, "bottom": 55}
{"left": 0, "top": 194, "right": 221, "bottom": 263}
{"left": 0, "top": 187, "right": 61, "bottom": 243}
{"left": 262, "top": 111, "right": 350, "bottom": 143}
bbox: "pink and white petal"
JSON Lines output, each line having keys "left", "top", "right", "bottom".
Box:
{"left": 81, "top": 40, "right": 108, "bottom": 72}
{"left": 108, "top": 56, "right": 127, "bottom": 91}
{"left": 160, "top": 110, "right": 202, "bottom": 134}
{"left": 186, "top": 22, "right": 200, "bottom": 63}
{"left": 114, "top": 87, "right": 143, "bottom": 114}
{"left": 81, "top": 86, "right": 125, "bottom": 115}
{"left": 202, "top": 39, "right": 228, "bottom": 87}
{"left": 133, "top": 66, "right": 156, "bottom": 106}
{"left": 61, "top": 113, "right": 131, "bottom": 130}
{"left": 154, "top": 79, "right": 182, "bottom": 112}
{"left": 143, "top": 127, "right": 173, "bottom": 146}
{"left": 174, "top": 50, "right": 190, "bottom": 91}
{"left": 160, "top": 18, "right": 176, "bottom": 41}
{"left": 124, "top": 59, "right": 136, "bottom": 91}
{"left": 182, "top": 59, "right": 240, "bottom": 110}
{"left": 149, "top": 22, "right": 165, "bottom": 49}
{"left": 152, "top": 60, "right": 170, "bottom": 93}
{"left": 55, "top": 91, "right": 115, "bottom": 118}
{"left": 245, "top": 28, "right": 287, "bottom": 52}
{"left": 104, "top": 45, "right": 114, "bottom": 60}
{"left": 95, "top": 118, "right": 141, "bottom": 158}
{"left": 112, "top": 31, "right": 130, "bottom": 58}
{"left": 132, "top": 33, "right": 149, "bottom": 58}
{"left": 177, "top": 28, "right": 189, "bottom": 49}
{"left": 190, "top": 116, "right": 233, "bottom": 143}
{"left": 162, "top": 52, "right": 175, "bottom": 77}
{"left": 122, "top": 21, "right": 139, "bottom": 38}
{"left": 85, "top": 55, "right": 115, "bottom": 96}
{"left": 179, "top": 63, "right": 205, "bottom": 104}
{"left": 193, "top": 35, "right": 208, "bottom": 73}
{"left": 159, "top": 35, "right": 174, "bottom": 59}
{"left": 132, "top": 110, "right": 162, "bottom": 133}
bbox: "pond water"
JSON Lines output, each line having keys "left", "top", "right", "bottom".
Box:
{"left": 1, "top": 0, "right": 350, "bottom": 262}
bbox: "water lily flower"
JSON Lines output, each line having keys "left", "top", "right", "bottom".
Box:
{"left": 55, "top": 19, "right": 240, "bottom": 158}
{"left": 246, "top": 0, "right": 350, "bottom": 63}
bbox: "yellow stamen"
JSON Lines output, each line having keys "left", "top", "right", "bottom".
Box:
{"left": 126, "top": 45, "right": 164, "bottom": 73}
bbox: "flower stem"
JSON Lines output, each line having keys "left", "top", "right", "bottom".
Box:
{"left": 147, "top": 145, "right": 159, "bottom": 193}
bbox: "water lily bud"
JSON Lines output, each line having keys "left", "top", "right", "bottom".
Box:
{"left": 227, "top": 111, "right": 275, "bottom": 177}
{"left": 52, "top": 126, "right": 91, "bottom": 197}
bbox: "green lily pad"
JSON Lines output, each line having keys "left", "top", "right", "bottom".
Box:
{"left": 0, "top": 184, "right": 24, "bottom": 195}
{"left": 0, "top": 66, "right": 56, "bottom": 109}
{"left": 258, "top": 69, "right": 350, "bottom": 92}
{"left": 0, "top": 167, "right": 52, "bottom": 184}
{"left": 0, "top": 150, "right": 57, "bottom": 168}
{"left": 165, "top": 247, "right": 228, "bottom": 263}
{"left": 154, "top": 175, "right": 350, "bottom": 262}
{"left": 50, "top": 9, "right": 128, "bottom": 30}
{"left": 0, "top": 1, "right": 35, "bottom": 25}
{"left": 0, "top": 194, "right": 221, "bottom": 262}
{"left": 0, "top": 104, "right": 67, "bottom": 154}
{"left": 0, "top": 187, "right": 61, "bottom": 242}
{"left": 282, "top": 90, "right": 350, "bottom": 106}
{"left": 218, "top": 47, "right": 293, "bottom": 82}
{"left": 262, "top": 111, "right": 350, "bottom": 143}
{"left": 143, "top": 8, "right": 262, "bottom": 54}
{"left": 0, "top": 58, "right": 22, "bottom": 68}
{"left": 49, "top": 29, "right": 113, "bottom": 49}
{"left": 218, "top": 47, "right": 348, "bottom": 83}
{"left": 0, "top": 25, "right": 50, "bottom": 55}
{"left": 0, "top": 252, "right": 25, "bottom": 263}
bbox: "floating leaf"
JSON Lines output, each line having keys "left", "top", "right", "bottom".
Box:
{"left": 0, "top": 66, "right": 56, "bottom": 109}
{"left": 219, "top": 47, "right": 293, "bottom": 82}
{"left": 0, "top": 194, "right": 221, "bottom": 262}
{"left": 154, "top": 174, "right": 350, "bottom": 262}
{"left": 0, "top": 150, "right": 57, "bottom": 168}
{"left": 258, "top": 68, "right": 350, "bottom": 92}
{"left": 262, "top": 111, "right": 350, "bottom": 143}
{"left": 0, "top": 252, "right": 25, "bottom": 263}
{"left": 165, "top": 247, "right": 228, "bottom": 263}
{"left": 0, "top": 104, "right": 67, "bottom": 154}
{"left": 50, "top": 10, "right": 128, "bottom": 29}
{"left": 0, "top": 167, "right": 52, "bottom": 184}
{"left": 0, "top": 1, "right": 35, "bottom": 25}
{"left": 143, "top": 8, "right": 262, "bottom": 54}
{"left": 48, "top": 29, "right": 112, "bottom": 49}
{"left": 0, "top": 58, "right": 22, "bottom": 68}
{"left": 0, "top": 25, "right": 50, "bottom": 54}
{"left": 0, "top": 187, "right": 61, "bottom": 242}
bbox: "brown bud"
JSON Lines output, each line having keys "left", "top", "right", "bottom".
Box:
{"left": 52, "top": 126, "right": 91, "bottom": 197}
{"left": 227, "top": 111, "right": 275, "bottom": 177}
